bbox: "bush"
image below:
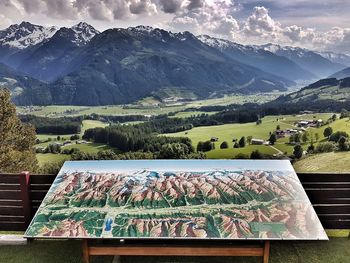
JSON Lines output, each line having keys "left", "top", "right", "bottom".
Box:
{"left": 220, "top": 141, "right": 229, "bottom": 149}
{"left": 200, "top": 140, "right": 215, "bottom": 152}
{"left": 233, "top": 142, "right": 240, "bottom": 148}
{"left": 250, "top": 150, "right": 263, "bottom": 159}
{"left": 315, "top": 142, "right": 337, "bottom": 153}
{"left": 38, "top": 160, "right": 65, "bottom": 175}
{"left": 239, "top": 136, "right": 245, "bottom": 147}
{"left": 329, "top": 131, "right": 349, "bottom": 142}
{"left": 70, "top": 134, "right": 80, "bottom": 140}
{"left": 234, "top": 153, "right": 249, "bottom": 159}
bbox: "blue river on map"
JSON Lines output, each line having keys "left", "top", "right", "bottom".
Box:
{"left": 105, "top": 218, "right": 113, "bottom": 231}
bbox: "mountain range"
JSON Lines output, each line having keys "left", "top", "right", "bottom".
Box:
{"left": 0, "top": 21, "right": 348, "bottom": 106}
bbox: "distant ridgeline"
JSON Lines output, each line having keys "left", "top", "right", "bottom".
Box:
{"left": 265, "top": 77, "right": 350, "bottom": 112}
{"left": 1, "top": 22, "right": 350, "bottom": 106}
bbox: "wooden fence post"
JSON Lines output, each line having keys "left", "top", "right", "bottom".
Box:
{"left": 19, "top": 171, "right": 31, "bottom": 228}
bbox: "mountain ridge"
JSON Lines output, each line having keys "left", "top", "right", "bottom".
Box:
{"left": 0, "top": 21, "right": 348, "bottom": 106}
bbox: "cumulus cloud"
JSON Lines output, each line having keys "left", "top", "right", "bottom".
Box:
{"left": 237, "top": 6, "right": 350, "bottom": 53}
{"left": 1, "top": 0, "right": 350, "bottom": 53}
{"left": 158, "top": 0, "right": 183, "bottom": 13}
{"left": 170, "top": 0, "right": 239, "bottom": 38}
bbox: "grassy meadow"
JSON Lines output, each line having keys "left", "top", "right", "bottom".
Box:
{"left": 163, "top": 113, "right": 343, "bottom": 158}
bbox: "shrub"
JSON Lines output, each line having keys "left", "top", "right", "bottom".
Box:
{"left": 235, "top": 153, "right": 249, "bottom": 159}
{"left": 329, "top": 131, "right": 349, "bottom": 142}
{"left": 220, "top": 141, "right": 229, "bottom": 149}
{"left": 315, "top": 142, "right": 337, "bottom": 153}
{"left": 250, "top": 150, "right": 263, "bottom": 159}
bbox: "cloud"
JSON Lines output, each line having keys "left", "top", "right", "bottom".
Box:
{"left": 45, "top": 0, "right": 78, "bottom": 19}
{"left": 239, "top": 6, "right": 350, "bottom": 53}
{"left": 170, "top": 0, "right": 239, "bottom": 38}
{"left": 158, "top": 0, "right": 183, "bottom": 13}
{"left": 1, "top": 0, "right": 350, "bottom": 53}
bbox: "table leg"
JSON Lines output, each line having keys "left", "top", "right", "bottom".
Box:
{"left": 82, "top": 239, "right": 89, "bottom": 263}
{"left": 263, "top": 241, "right": 270, "bottom": 263}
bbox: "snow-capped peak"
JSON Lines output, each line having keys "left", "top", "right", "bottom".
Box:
{"left": 70, "top": 22, "right": 99, "bottom": 46}
{"left": 0, "top": 21, "right": 57, "bottom": 49}
{"left": 198, "top": 34, "right": 233, "bottom": 49}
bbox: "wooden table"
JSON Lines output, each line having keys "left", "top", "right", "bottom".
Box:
{"left": 82, "top": 239, "right": 270, "bottom": 263}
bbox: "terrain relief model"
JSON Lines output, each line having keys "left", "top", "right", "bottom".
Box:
{"left": 25, "top": 160, "right": 328, "bottom": 240}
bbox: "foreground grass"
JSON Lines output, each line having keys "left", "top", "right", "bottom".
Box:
{"left": 294, "top": 152, "right": 350, "bottom": 172}
{"left": 0, "top": 238, "right": 349, "bottom": 263}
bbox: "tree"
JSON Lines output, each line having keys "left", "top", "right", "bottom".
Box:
{"left": 0, "top": 89, "right": 38, "bottom": 173}
{"left": 197, "top": 141, "right": 204, "bottom": 152}
{"left": 323, "top": 127, "right": 333, "bottom": 139}
{"left": 256, "top": 119, "right": 262, "bottom": 125}
{"left": 293, "top": 145, "right": 303, "bottom": 159}
{"left": 247, "top": 136, "right": 252, "bottom": 145}
{"left": 329, "top": 131, "right": 349, "bottom": 142}
{"left": 202, "top": 141, "right": 214, "bottom": 152}
{"left": 269, "top": 134, "right": 276, "bottom": 145}
{"left": 289, "top": 133, "right": 301, "bottom": 143}
{"left": 220, "top": 141, "right": 229, "bottom": 149}
{"left": 250, "top": 150, "right": 263, "bottom": 159}
{"left": 239, "top": 136, "right": 246, "bottom": 147}
{"left": 233, "top": 142, "right": 240, "bottom": 148}
{"left": 332, "top": 114, "right": 337, "bottom": 121}
{"left": 57, "top": 135, "right": 61, "bottom": 141}
{"left": 276, "top": 125, "right": 280, "bottom": 130}
{"left": 302, "top": 131, "right": 309, "bottom": 143}
{"left": 338, "top": 136, "right": 348, "bottom": 151}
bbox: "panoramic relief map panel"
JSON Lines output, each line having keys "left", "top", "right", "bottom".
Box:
{"left": 25, "top": 160, "right": 328, "bottom": 240}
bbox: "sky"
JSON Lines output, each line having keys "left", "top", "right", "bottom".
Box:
{"left": 1, "top": 0, "right": 350, "bottom": 54}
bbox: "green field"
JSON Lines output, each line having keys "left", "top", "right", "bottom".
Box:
{"left": 163, "top": 113, "right": 349, "bottom": 159}
{"left": 294, "top": 152, "right": 350, "bottom": 172}
{"left": 36, "top": 153, "right": 70, "bottom": 166}
{"left": 35, "top": 120, "right": 112, "bottom": 166}
{"left": 17, "top": 93, "right": 283, "bottom": 118}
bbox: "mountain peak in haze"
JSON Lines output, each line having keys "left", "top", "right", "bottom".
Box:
{"left": 70, "top": 22, "right": 99, "bottom": 46}
{"left": 0, "top": 21, "right": 57, "bottom": 49}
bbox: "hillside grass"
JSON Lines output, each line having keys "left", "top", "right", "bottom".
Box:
{"left": 294, "top": 152, "right": 350, "bottom": 172}
{"left": 163, "top": 113, "right": 350, "bottom": 159}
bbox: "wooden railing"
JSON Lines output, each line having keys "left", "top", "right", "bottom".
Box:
{"left": 0, "top": 172, "right": 349, "bottom": 231}
{"left": 0, "top": 172, "right": 55, "bottom": 231}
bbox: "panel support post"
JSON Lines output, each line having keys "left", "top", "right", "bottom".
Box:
{"left": 82, "top": 239, "right": 90, "bottom": 263}
{"left": 19, "top": 171, "right": 31, "bottom": 228}
{"left": 263, "top": 241, "right": 270, "bottom": 263}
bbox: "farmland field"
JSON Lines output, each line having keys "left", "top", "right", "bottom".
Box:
{"left": 163, "top": 113, "right": 347, "bottom": 158}
{"left": 17, "top": 93, "right": 283, "bottom": 118}
{"left": 35, "top": 120, "right": 112, "bottom": 166}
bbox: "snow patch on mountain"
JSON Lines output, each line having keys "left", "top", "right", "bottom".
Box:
{"left": 0, "top": 22, "right": 57, "bottom": 49}
{"left": 70, "top": 22, "right": 99, "bottom": 46}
